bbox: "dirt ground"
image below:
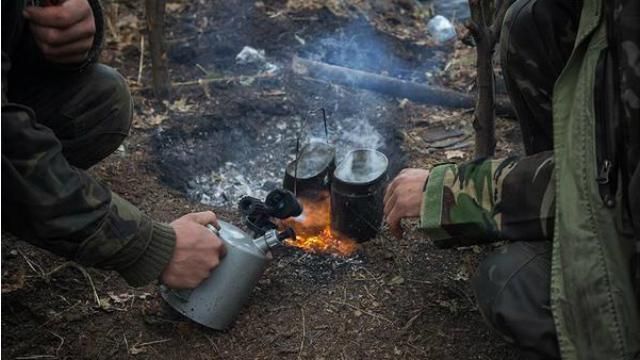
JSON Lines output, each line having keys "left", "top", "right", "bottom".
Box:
{"left": 2, "top": 1, "right": 524, "bottom": 359}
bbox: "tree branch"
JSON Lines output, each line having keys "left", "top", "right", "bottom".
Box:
{"left": 145, "top": 0, "right": 171, "bottom": 99}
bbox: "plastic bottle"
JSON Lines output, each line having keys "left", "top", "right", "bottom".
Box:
{"left": 427, "top": 15, "right": 457, "bottom": 44}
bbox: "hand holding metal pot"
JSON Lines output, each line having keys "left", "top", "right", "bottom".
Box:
{"left": 161, "top": 211, "right": 227, "bottom": 289}
{"left": 383, "top": 168, "right": 430, "bottom": 239}
{"left": 161, "top": 189, "right": 301, "bottom": 330}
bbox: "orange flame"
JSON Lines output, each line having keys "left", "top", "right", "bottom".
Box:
{"left": 281, "top": 192, "right": 359, "bottom": 256}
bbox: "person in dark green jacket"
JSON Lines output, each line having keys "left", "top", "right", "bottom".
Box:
{"left": 2, "top": 1, "right": 226, "bottom": 288}
{"left": 384, "top": 0, "right": 639, "bottom": 358}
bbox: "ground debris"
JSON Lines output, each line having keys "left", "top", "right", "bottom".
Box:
{"left": 2, "top": 1, "right": 521, "bottom": 359}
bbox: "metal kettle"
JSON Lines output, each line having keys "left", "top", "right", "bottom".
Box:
{"left": 160, "top": 189, "right": 301, "bottom": 330}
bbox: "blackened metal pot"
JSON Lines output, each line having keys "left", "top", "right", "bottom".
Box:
{"left": 330, "top": 149, "right": 388, "bottom": 242}
{"left": 283, "top": 141, "right": 335, "bottom": 198}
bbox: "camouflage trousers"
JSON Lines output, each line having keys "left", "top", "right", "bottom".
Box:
{"left": 471, "top": 0, "right": 580, "bottom": 359}
{"left": 7, "top": 63, "right": 132, "bottom": 169}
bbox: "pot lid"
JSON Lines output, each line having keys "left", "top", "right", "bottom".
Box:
{"left": 285, "top": 141, "right": 335, "bottom": 179}
{"left": 334, "top": 149, "right": 388, "bottom": 184}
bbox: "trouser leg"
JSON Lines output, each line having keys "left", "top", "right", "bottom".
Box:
{"left": 8, "top": 63, "right": 133, "bottom": 169}
{"left": 472, "top": 241, "right": 559, "bottom": 359}
{"left": 500, "top": 0, "right": 580, "bottom": 154}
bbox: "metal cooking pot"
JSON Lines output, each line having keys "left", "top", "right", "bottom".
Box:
{"left": 161, "top": 221, "right": 285, "bottom": 330}
{"left": 330, "top": 149, "right": 388, "bottom": 242}
{"left": 283, "top": 141, "right": 335, "bottom": 198}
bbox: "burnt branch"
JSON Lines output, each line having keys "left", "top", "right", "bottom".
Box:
{"left": 292, "top": 56, "right": 514, "bottom": 115}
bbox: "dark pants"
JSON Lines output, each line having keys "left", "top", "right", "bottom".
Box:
{"left": 471, "top": 0, "right": 580, "bottom": 359}
{"left": 7, "top": 63, "right": 132, "bottom": 169}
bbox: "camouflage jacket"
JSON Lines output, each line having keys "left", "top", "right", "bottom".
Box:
{"left": 420, "top": 151, "right": 555, "bottom": 248}
{"left": 1, "top": 1, "right": 176, "bottom": 286}
{"left": 420, "top": 0, "right": 640, "bottom": 358}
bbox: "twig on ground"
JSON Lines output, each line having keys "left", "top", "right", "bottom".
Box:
{"left": 360, "top": 267, "right": 385, "bottom": 287}
{"left": 137, "top": 35, "right": 145, "bottom": 84}
{"left": 195, "top": 64, "right": 210, "bottom": 76}
{"left": 297, "top": 307, "right": 306, "bottom": 360}
{"left": 37, "top": 300, "right": 82, "bottom": 330}
{"left": 17, "top": 249, "right": 45, "bottom": 277}
{"left": 45, "top": 262, "right": 100, "bottom": 308}
{"left": 49, "top": 331, "right": 65, "bottom": 356}
{"left": 171, "top": 73, "right": 275, "bottom": 88}
{"left": 400, "top": 310, "right": 423, "bottom": 332}
{"left": 131, "top": 73, "right": 275, "bottom": 93}
{"left": 363, "top": 284, "right": 376, "bottom": 300}
{"left": 406, "top": 278, "right": 433, "bottom": 285}
{"left": 123, "top": 335, "right": 129, "bottom": 356}
{"left": 204, "top": 335, "right": 223, "bottom": 358}
{"left": 15, "top": 356, "right": 56, "bottom": 360}
{"left": 133, "top": 339, "right": 172, "bottom": 348}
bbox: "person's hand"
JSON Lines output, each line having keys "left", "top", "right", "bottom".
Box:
{"left": 23, "top": 0, "right": 96, "bottom": 64}
{"left": 383, "top": 168, "right": 430, "bottom": 239}
{"left": 161, "top": 211, "right": 227, "bottom": 289}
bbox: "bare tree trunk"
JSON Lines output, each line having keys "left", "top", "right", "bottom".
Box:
{"left": 467, "top": 0, "right": 510, "bottom": 158}
{"left": 145, "top": 0, "right": 170, "bottom": 99}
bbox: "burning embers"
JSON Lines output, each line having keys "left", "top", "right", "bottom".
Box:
{"left": 282, "top": 193, "right": 359, "bottom": 256}
{"left": 282, "top": 144, "right": 389, "bottom": 255}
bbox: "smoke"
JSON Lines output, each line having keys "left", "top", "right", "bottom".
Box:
{"left": 301, "top": 18, "right": 432, "bottom": 82}
{"left": 159, "top": 6, "right": 435, "bottom": 207}
{"left": 334, "top": 149, "right": 388, "bottom": 184}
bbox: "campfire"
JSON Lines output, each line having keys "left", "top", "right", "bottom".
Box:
{"left": 282, "top": 192, "right": 359, "bottom": 256}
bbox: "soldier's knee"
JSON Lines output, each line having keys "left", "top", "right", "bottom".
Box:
{"left": 61, "top": 64, "right": 132, "bottom": 168}
{"left": 90, "top": 64, "right": 133, "bottom": 133}
{"left": 472, "top": 242, "right": 559, "bottom": 359}
{"left": 500, "top": 0, "right": 535, "bottom": 72}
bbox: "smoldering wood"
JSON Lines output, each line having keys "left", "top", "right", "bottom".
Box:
{"left": 145, "top": 0, "right": 171, "bottom": 99}
{"left": 292, "top": 56, "right": 514, "bottom": 117}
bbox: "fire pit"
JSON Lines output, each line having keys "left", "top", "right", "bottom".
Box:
{"left": 282, "top": 192, "right": 359, "bottom": 256}
{"left": 153, "top": 30, "right": 407, "bottom": 259}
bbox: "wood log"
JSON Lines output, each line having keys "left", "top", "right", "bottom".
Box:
{"left": 145, "top": 0, "right": 170, "bottom": 99}
{"left": 291, "top": 56, "right": 514, "bottom": 117}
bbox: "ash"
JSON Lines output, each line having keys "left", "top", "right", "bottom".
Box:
{"left": 177, "top": 113, "right": 390, "bottom": 208}
{"left": 272, "top": 247, "right": 366, "bottom": 284}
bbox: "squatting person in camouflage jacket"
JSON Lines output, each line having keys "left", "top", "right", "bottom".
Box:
{"left": 384, "top": 0, "right": 639, "bottom": 358}
{"left": 2, "top": 1, "right": 226, "bottom": 288}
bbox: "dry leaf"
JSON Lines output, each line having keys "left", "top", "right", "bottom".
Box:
{"left": 165, "top": 98, "right": 194, "bottom": 113}
{"left": 445, "top": 150, "right": 465, "bottom": 159}
{"left": 116, "top": 14, "right": 139, "bottom": 30}
{"left": 130, "top": 345, "right": 147, "bottom": 355}
{"left": 147, "top": 113, "right": 169, "bottom": 126}
{"left": 166, "top": 2, "right": 186, "bottom": 12}
{"left": 108, "top": 292, "right": 134, "bottom": 304}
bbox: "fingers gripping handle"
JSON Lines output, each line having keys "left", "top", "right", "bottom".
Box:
{"left": 168, "top": 224, "right": 220, "bottom": 302}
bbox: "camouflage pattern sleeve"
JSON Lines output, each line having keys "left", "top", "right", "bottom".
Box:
{"left": 419, "top": 151, "right": 555, "bottom": 248}
{"left": 1, "top": 54, "right": 176, "bottom": 287}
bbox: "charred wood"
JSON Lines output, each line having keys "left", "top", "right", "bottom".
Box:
{"left": 291, "top": 56, "right": 514, "bottom": 117}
